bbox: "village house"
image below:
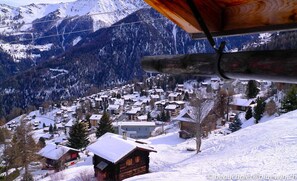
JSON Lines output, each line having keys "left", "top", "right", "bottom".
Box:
{"left": 107, "top": 104, "right": 121, "bottom": 115}
{"left": 90, "top": 114, "right": 103, "bottom": 127}
{"left": 173, "top": 108, "right": 197, "bottom": 139}
{"left": 38, "top": 144, "right": 80, "bottom": 171}
{"left": 150, "top": 94, "right": 160, "bottom": 102}
{"left": 112, "top": 121, "right": 156, "bottom": 138}
{"left": 87, "top": 133, "right": 156, "bottom": 181}
{"left": 175, "top": 84, "right": 184, "bottom": 93}
{"left": 154, "top": 88, "right": 164, "bottom": 96}
{"left": 126, "top": 107, "right": 142, "bottom": 121}
{"left": 137, "top": 115, "right": 148, "bottom": 122}
{"left": 229, "top": 97, "right": 255, "bottom": 112}
{"left": 155, "top": 100, "right": 166, "bottom": 111}
{"left": 174, "top": 106, "right": 217, "bottom": 139}
{"left": 173, "top": 101, "right": 186, "bottom": 110}
{"left": 165, "top": 104, "right": 179, "bottom": 117}
{"left": 168, "top": 92, "right": 182, "bottom": 101}
{"left": 65, "top": 119, "right": 74, "bottom": 137}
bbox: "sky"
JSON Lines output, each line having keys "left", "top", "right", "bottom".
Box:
{"left": 1, "top": 0, "right": 76, "bottom": 7}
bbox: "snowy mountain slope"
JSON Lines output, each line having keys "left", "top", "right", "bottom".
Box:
{"left": 0, "top": 0, "right": 146, "bottom": 63}
{"left": 40, "top": 110, "right": 297, "bottom": 181}
{"left": 0, "top": 0, "right": 146, "bottom": 33}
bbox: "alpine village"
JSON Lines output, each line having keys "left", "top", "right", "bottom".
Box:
{"left": 1, "top": 0, "right": 297, "bottom": 181}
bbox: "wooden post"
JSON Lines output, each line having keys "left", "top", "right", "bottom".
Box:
{"left": 141, "top": 50, "right": 297, "bottom": 83}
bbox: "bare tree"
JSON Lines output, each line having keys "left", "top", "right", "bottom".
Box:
{"left": 190, "top": 89, "right": 215, "bottom": 153}
{"left": 190, "top": 92, "right": 204, "bottom": 154}
{"left": 10, "top": 120, "right": 39, "bottom": 180}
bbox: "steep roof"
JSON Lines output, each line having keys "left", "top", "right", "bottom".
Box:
{"left": 38, "top": 144, "right": 79, "bottom": 160}
{"left": 230, "top": 98, "right": 255, "bottom": 107}
{"left": 90, "top": 114, "right": 102, "bottom": 121}
{"left": 87, "top": 133, "right": 156, "bottom": 164}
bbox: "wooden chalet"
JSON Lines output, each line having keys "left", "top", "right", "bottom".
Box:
{"left": 174, "top": 106, "right": 217, "bottom": 139}
{"left": 90, "top": 114, "right": 103, "bottom": 127}
{"left": 38, "top": 144, "right": 80, "bottom": 171}
{"left": 87, "top": 133, "right": 156, "bottom": 181}
{"left": 229, "top": 97, "right": 255, "bottom": 112}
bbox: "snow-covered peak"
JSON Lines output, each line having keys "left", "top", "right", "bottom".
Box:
{"left": 0, "top": 0, "right": 146, "bottom": 34}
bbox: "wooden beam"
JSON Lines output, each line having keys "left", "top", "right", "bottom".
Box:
{"left": 223, "top": 0, "right": 297, "bottom": 30}
{"left": 144, "top": 0, "right": 297, "bottom": 37}
{"left": 141, "top": 53, "right": 217, "bottom": 77}
{"left": 141, "top": 50, "right": 297, "bottom": 83}
{"left": 144, "top": 0, "right": 222, "bottom": 33}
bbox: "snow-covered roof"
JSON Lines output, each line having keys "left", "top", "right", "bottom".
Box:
{"left": 173, "top": 107, "right": 196, "bottom": 123}
{"left": 174, "top": 101, "right": 185, "bottom": 105}
{"left": 87, "top": 133, "right": 156, "bottom": 163}
{"left": 90, "top": 114, "right": 102, "bottom": 121}
{"left": 38, "top": 144, "right": 79, "bottom": 160}
{"left": 230, "top": 98, "right": 255, "bottom": 107}
{"left": 126, "top": 107, "right": 141, "bottom": 114}
{"left": 155, "top": 89, "right": 164, "bottom": 93}
{"left": 107, "top": 104, "right": 120, "bottom": 110}
{"left": 65, "top": 120, "right": 74, "bottom": 127}
{"left": 133, "top": 101, "right": 143, "bottom": 106}
{"left": 137, "top": 115, "right": 148, "bottom": 121}
{"left": 114, "top": 99, "right": 124, "bottom": 106}
{"left": 113, "top": 121, "right": 155, "bottom": 127}
{"left": 168, "top": 92, "right": 181, "bottom": 97}
{"left": 165, "top": 104, "right": 178, "bottom": 110}
{"left": 151, "top": 95, "right": 160, "bottom": 99}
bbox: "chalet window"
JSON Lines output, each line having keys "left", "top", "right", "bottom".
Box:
{"left": 135, "top": 156, "right": 141, "bottom": 163}
{"left": 126, "top": 158, "right": 133, "bottom": 166}
{"left": 71, "top": 153, "right": 77, "bottom": 159}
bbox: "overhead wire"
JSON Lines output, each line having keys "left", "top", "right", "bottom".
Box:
{"left": 0, "top": 7, "right": 149, "bottom": 29}
{"left": 3, "top": 17, "right": 166, "bottom": 44}
{"left": 0, "top": 7, "right": 167, "bottom": 44}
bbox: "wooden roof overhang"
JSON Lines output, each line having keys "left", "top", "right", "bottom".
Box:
{"left": 144, "top": 0, "right": 297, "bottom": 38}
{"left": 142, "top": 0, "right": 297, "bottom": 83}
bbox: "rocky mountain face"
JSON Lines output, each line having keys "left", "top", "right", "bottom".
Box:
{"left": 0, "top": 0, "right": 146, "bottom": 64}
{"left": 0, "top": 6, "right": 262, "bottom": 119}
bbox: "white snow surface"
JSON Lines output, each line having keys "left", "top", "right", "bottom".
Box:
{"left": 0, "top": 0, "right": 146, "bottom": 33}
{"left": 38, "top": 144, "right": 79, "bottom": 160}
{"left": 87, "top": 133, "right": 156, "bottom": 164}
{"left": 127, "top": 111, "right": 297, "bottom": 180}
{"left": 41, "top": 110, "right": 297, "bottom": 180}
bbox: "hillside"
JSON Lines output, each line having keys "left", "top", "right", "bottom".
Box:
{"left": 37, "top": 110, "right": 297, "bottom": 181}
{"left": 129, "top": 111, "right": 297, "bottom": 180}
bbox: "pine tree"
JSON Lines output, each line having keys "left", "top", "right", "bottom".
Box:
{"left": 246, "top": 80, "right": 260, "bottom": 99}
{"left": 67, "top": 122, "right": 89, "bottom": 150}
{"left": 49, "top": 124, "right": 53, "bottom": 134}
{"left": 96, "top": 111, "right": 114, "bottom": 138}
{"left": 147, "top": 112, "right": 151, "bottom": 121}
{"left": 53, "top": 124, "right": 57, "bottom": 133}
{"left": 166, "top": 110, "right": 171, "bottom": 122}
{"left": 253, "top": 97, "right": 266, "bottom": 124}
{"left": 156, "top": 114, "right": 161, "bottom": 121}
{"left": 184, "top": 92, "right": 189, "bottom": 101}
{"left": 245, "top": 107, "right": 253, "bottom": 120}
{"left": 280, "top": 86, "right": 297, "bottom": 113}
{"left": 229, "top": 115, "right": 242, "bottom": 132}
{"left": 161, "top": 110, "right": 167, "bottom": 122}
